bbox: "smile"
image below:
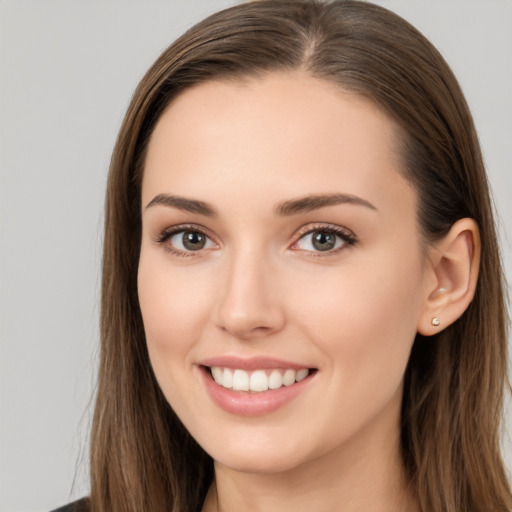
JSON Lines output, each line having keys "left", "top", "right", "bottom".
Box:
{"left": 198, "top": 358, "right": 317, "bottom": 416}
{"left": 209, "top": 367, "right": 310, "bottom": 393}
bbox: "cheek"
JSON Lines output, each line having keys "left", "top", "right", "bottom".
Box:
{"left": 283, "top": 252, "right": 424, "bottom": 445}
{"left": 137, "top": 251, "right": 215, "bottom": 391}
{"left": 292, "top": 248, "right": 424, "bottom": 386}
{"left": 138, "top": 252, "right": 211, "bottom": 341}
{"left": 137, "top": 255, "right": 219, "bottom": 428}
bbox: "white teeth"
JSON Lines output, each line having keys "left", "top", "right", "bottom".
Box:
{"left": 211, "top": 366, "right": 223, "bottom": 384}
{"left": 268, "top": 369, "right": 283, "bottom": 389}
{"left": 232, "top": 369, "right": 249, "bottom": 391}
{"left": 249, "top": 370, "right": 268, "bottom": 392}
{"left": 222, "top": 368, "right": 233, "bottom": 389}
{"left": 282, "top": 369, "right": 296, "bottom": 386}
{"left": 296, "top": 368, "right": 309, "bottom": 382}
{"left": 210, "top": 367, "right": 310, "bottom": 392}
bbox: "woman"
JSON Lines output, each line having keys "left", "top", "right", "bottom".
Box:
{"left": 53, "top": 1, "right": 511, "bottom": 511}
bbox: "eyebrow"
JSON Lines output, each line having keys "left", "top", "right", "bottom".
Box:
{"left": 274, "top": 193, "right": 377, "bottom": 216}
{"left": 145, "top": 193, "right": 218, "bottom": 217}
{"left": 145, "top": 192, "right": 377, "bottom": 217}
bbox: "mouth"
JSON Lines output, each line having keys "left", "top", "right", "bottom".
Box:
{"left": 198, "top": 357, "right": 317, "bottom": 415}
{"left": 206, "top": 366, "right": 314, "bottom": 393}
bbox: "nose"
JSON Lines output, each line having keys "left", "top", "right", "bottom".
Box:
{"left": 214, "top": 249, "right": 286, "bottom": 340}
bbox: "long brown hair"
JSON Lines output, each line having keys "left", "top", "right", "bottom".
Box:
{"left": 90, "top": 1, "right": 511, "bottom": 511}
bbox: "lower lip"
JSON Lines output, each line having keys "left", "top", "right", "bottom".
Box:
{"left": 199, "top": 366, "right": 314, "bottom": 416}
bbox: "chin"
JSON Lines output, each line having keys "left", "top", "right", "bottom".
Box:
{"left": 197, "top": 426, "right": 325, "bottom": 475}
{"left": 212, "top": 448, "right": 308, "bottom": 474}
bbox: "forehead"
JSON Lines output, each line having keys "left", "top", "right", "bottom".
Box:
{"left": 142, "top": 72, "right": 412, "bottom": 215}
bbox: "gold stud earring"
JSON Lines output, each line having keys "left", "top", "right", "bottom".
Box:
{"left": 431, "top": 317, "right": 441, "bottom": 327}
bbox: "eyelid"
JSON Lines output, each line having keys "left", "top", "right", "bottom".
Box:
{"left": 153, "top": 222, "right": 356, "bottom": 257}
{"left": 293, "top": 222, "right": 355, "bottom": 239}
{"left": 289, "top": 222, "right": 357, "bottom": 254}
{"left": 155, "top": 223, "right": 214, "bottom": 242}
{"left": 155, "top": 223, "right": 219, "bottom": 256}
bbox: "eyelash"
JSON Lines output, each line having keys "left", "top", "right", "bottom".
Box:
{"left": 291, "top": 223, "right": 357, "bottom": 257}
{"left": 155, "top": 224, "right": 215, "bottom": 257}
{"left": 155, "top": 223, "right": 357, "bottom": 257}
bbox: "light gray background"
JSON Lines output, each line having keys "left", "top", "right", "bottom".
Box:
{"left": 1, "top": 1, "right": 511, "bottom": 511}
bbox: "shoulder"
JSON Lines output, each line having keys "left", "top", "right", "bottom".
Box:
{"left": 50, "top": 497, "right": 89, "bottom": 512}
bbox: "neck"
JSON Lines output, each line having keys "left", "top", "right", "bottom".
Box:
{"left": 202, "top": 402, "right": 418, "bottom": 512}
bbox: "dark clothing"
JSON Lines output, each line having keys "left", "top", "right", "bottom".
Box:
{"left": 50, "top": 497, "right": 89, "bottom": 512}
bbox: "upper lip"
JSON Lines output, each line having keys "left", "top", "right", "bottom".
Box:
{"left": 199, "top": 356, "right": 313, "bottom": 371}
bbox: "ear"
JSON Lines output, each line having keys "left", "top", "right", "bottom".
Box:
{"left": 417, "top": 218, "right": 481, "bottom": 336}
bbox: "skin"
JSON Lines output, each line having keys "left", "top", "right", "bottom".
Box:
{"left": 137, "top": 73, "right": 479, "bottom": 512}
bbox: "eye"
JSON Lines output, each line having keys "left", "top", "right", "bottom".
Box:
{"left": 157, "top": 226, "right": 217, "bottom": 255}
{"left": 171, "top": 230, "right": 213, "bottom": 251}
{"left": 292, "top": 225, "right": 356, "bottom": 254}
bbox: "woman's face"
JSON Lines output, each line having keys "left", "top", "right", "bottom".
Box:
{"left": 138, "top": 73, "right": 433, "bottom": 474}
